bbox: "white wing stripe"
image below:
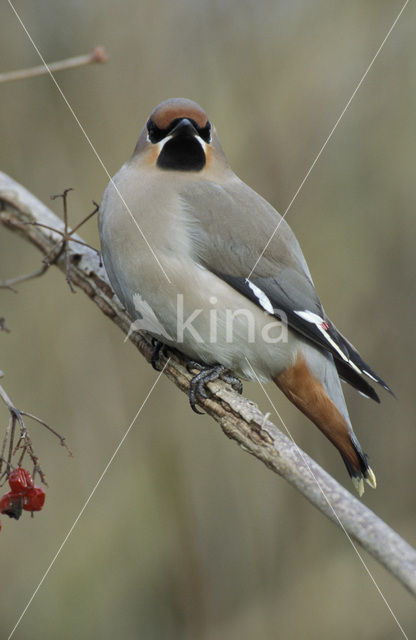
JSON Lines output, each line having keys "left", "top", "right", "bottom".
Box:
{"left": 363, "top": 369, "right": 378, "bottom": 382}
{"left": 245, "top": 279, "right": 274, "bottom": 314}
{"left": 316, "top": 323, "right": 349, "bottom": 362}
{"left": 294, "top": 309, "right": 362, "bottom": 374}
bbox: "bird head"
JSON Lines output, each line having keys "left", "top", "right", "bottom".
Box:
{"left": 133, "top": 98, "right": 227, "bottom": 173}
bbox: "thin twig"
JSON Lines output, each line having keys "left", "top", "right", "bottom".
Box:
{"left": 0, "top": 194, "right": 100, "bottom": 292}
{"left": 0, "top": 46, "right": 108, "bottom": 84}
{"left": 0, "top": 416, "right": 13, "bottom": 482}
{"left": 0, "top": 370, "right": 70, "bottom": 483}
{"left": 25, "top": 222, "right": 101, "bottom": 255}
{"left": 50, "top": 188, "right": 75, "bottom": 291}
{"left": 68, "top": 200, "right": 100, "bottom": 236}
{"left": 20, "top": 411, "right": 73, "bottom": 456}
{"left": 0, "top": 263, "right": 49, "bottom": 291}
{"left": 1, "top": 170, "right": 416, "bottom": 597}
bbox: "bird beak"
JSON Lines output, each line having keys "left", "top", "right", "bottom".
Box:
{"left": 170, "top": 118, "right": 198, "bottom": 138}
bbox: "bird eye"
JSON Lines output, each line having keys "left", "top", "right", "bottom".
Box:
{"left": 197, "top": 121, "right": 211, "bottom": 143}
{"left": 147, "top": 119, "right": 165, "bottom": 144}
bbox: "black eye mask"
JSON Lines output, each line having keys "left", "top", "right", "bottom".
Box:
{"left": 147, "top": 118, "right": 211, "bottom": 144}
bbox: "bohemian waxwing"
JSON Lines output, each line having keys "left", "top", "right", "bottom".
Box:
{"left": 99, "top": 97, "right": 393, "bottom": 495}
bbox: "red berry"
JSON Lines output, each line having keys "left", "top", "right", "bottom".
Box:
{"left": 23, "top": 487, "right": 46, "bottom": 512}
{"left": 0, "top": 491, "right": 23, "bottom": 519}
{"left": 9, "top": 467, "right": 34, "bottom": 493}
{"left": 0, "top": 492, "right": 12, "bottom": 512}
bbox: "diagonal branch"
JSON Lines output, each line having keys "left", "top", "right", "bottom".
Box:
{"left": 1, "top": 170, "right": 415, "bottom": 597}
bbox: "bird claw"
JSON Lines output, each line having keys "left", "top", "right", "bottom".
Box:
{"left": 186, "top": 360, "right": 206, "bottom": 375}
{"left": 219, "top": 371, "right": 243, "bottom": 395}
{"left": 187, "top": 362, "right": 243, "bottom": 413}
{"left": 150, "top": 338, "right": 167, "bottom": 371}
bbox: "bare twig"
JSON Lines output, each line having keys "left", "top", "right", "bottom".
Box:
{"left": 1, "top": 170, "right": 416, "bottom": 597}
{"left": 20, "top": 411, "right": 72, "bottom": 457}
{"left": 49, "top": 188, "right": 75, "bottom": 292}
{"left": 0, "top": 46, "right": 108, "bottom": 84}
{"left": 0, "top": 263, "right": 49, "bottom": 291}
{"left": 0, "top": 190, "right": 100, "bottom": 292}
{"left": 46, "top": 190, "right": 100, "bottom": 291}
{"left": 0, "top": 370, "right": 70, "bottom": 484}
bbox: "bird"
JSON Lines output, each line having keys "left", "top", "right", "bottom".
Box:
{"left": 99, "top": 97, "right": 393, "bottom": 496}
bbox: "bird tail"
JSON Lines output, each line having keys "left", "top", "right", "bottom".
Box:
{"left": 273, "top": 353, "right": 376, "bottom": 496}
{"left": 340, "top": 439, "right": 376, "bottom": 497}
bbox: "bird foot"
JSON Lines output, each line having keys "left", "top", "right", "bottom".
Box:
{"left": 150, "top": 338, "right": 168, "bottom": 371}
{"left": 186, "top": 361, "right": 243, "bottom": 414}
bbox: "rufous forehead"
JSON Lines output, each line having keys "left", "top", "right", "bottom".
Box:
{"left": 150, "top": 102, "right": 208, "bottom": 129}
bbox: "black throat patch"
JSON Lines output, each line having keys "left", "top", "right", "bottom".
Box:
{"left": 157, "top": 136, "right": 206, "bottom": 172}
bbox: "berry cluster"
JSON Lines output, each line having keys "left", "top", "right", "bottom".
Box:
{"left": 0, "top": 468, "right": 45, "bottom": 531}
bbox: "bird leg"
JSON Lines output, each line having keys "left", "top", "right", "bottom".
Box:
{"left": 186, "top": 361, "right": 243, "bottom": 414}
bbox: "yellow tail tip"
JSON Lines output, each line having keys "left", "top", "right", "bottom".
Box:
{"left": 352, "top": 476, "right": 365, "bottom": 497}
{"left": 365, "top": 467, "right": 377, "bottom": 489}
{"left": 351, "top": 468, "right": 377, "bottom": 496}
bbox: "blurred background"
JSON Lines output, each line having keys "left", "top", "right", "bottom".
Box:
{"left": 1, "top": 1, "right": 415, "bottom": 638}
